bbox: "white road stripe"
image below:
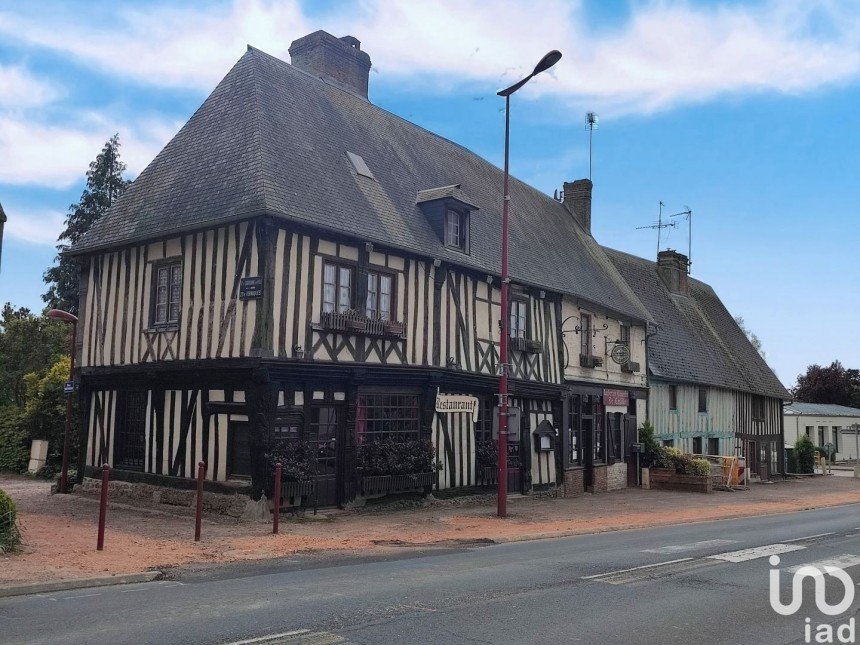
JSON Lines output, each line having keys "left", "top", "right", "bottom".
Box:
{"left": 582, "top": 558, "right": 694, "bottom": 580}
{"left": 709, "top": 544, "right": 805, "bottom": 563}
{"left": 642, "top": 539, "right": 737, "bottom": 554}
{"left": 786, "top": 554, "right": 860, "bottom": 573}
{"left": 227, "top": 630, "right": 310, "bottom": 645}
{"left": 782, "top": 532, "right": 835, "bottom": 543}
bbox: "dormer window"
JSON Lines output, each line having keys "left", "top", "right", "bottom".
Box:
{"left": 444, "top": 209, "right": 466, "bottom": 251}
{"left": 416, "top": 184, "right": 477, "bottom": 256}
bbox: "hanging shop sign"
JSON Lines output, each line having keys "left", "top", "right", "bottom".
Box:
{"left": 239, "top": 276, "right": 264, "bottom": 300}
{"left": 435, "top": 394, "right": 480, "bottom": 421}
{"left": 610, "top": 343, "right": 631, "bottom": 365}
{"left": 603, "top": 388, "right": 629, "bottom": 407}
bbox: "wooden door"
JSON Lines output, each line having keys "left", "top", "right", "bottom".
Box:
{"left": 308, "top": 405, "right": 344, "bottom": 507}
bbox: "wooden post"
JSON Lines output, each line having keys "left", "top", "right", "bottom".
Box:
{"left": 96, "top": 463, "right": 109, "bottom": 551}
{"left": 194, "top": 461, "right": 205, "bottom": 542}
{"left": 272, "top": 462, "right": 282, "bottom": 535}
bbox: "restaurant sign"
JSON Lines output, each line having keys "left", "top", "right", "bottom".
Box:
{"left": 435, "top": 394, "right": 480, "bottom": 421}
{"left": 603, "top": 388, "right": 629, "bottom": 407}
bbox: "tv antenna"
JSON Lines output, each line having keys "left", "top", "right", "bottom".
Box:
{"left": 585, "top": 112, "right": 598, "bottom": 180}
{"left": 636, "top": 201, "right": 677, "bottom": 255}
{"left": 669, "top": 207, "right": 693, "bottom": 268}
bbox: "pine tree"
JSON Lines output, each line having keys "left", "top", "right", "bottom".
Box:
{"left": 42, "top": 134, "right": 131, "bottom": 314}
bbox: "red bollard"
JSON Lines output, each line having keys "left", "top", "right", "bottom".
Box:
{"left": 272, "top": 462, "right": 282, "bottom": 535}
{"left": 194, "top": 461, "right": 205, "bottom": 542}
{"left": 96, "top": 463, "right": 109, "bottom": 551}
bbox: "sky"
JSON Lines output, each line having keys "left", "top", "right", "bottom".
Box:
{"left": 0, "top": 0, "right": 858, "bottom": 388}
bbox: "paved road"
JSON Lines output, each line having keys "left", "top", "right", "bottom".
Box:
{"left": 2, "top": 505, "right": 859, "bottom": 645}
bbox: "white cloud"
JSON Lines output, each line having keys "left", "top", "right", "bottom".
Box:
{"left": 0, "top": 111, "right": 178, "bottom": 188}
{"left": 1, "top": 0, "right": 859, "bottom": 115}
{"left": 0, "top": 65, "right": 59, "bottom": 108}
{"left": 3, "top": 208, "right": 65, "bottom": 246}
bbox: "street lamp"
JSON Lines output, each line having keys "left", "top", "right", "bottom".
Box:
{"left": 47, "top": 308, "right": 78, "bottom": 494}
{"left": 496, "top": 50, "right": 562, "bottom": 518}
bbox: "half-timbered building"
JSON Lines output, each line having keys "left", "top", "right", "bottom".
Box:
{"left": 605, "top": 248, "right": 791, "bottom": 479}
{"left": 68, "top": 31, "right": 651, "bottom": 506}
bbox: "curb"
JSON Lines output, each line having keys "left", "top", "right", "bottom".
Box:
{"left": 0, "top": 571, "right": 163, "bottom": 599}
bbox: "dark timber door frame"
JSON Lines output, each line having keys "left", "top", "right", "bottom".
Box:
{"left": 113, "top": 390, "right": 147, "bottom": 471}
{"left": 307, "top": 402, "right": 346, "bottom": 507}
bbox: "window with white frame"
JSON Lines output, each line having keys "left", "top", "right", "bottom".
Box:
{"left": 510, "top": 300, "right": 528, "bottom": 339}
{"left": 366, "top": 271, "right": 394, "bottom": 321}
{"left": 322, "top": 262, "right": 353, "bottom": 314}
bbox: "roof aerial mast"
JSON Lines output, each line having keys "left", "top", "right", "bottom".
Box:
{"left": 585, "top": 112, "right": 598, "bottom": 181}
{"left": 636, "top": 201, "right": 676, "bottom": 255}
{"left": 670, "top": 206, "right": 693, "bottom": 270}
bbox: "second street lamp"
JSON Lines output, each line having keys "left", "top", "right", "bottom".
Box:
{"left": 47, "top": 308, "right": 78, "bottom": 494}
{"left": 496, "top": 50, "right": 561, "bottom": 518}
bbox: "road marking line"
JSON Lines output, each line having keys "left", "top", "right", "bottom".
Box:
{"left": 227, "top": 629, "right": 310, "bottom": 645}
{"left": 642, "top": 539, "right": 737, "bottom": 554}
{"left": 786, "top": 554, "right": 860, "bottom": 573}
{"left": 782, "top": 532, "right": 835, "bottom": 543}
{"left": 582, "top": 558, "right": 694, "bottom": 580}
{"left": 59, "top": 593, "right": 101, "bottom": 601}
{"left": 709, "top": 544, "right": 805, "bottom": 563}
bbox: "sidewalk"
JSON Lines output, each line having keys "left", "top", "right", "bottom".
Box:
{"left": 1, "top": 474, "right": 858, "bottom": 587}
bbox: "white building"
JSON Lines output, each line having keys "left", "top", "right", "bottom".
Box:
{"left": 784, "top": 402, "right": 860, "bottom": 460}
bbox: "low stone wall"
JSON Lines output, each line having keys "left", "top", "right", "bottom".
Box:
{"left": 648, "top": 468, "right": 712, "bottom": 493}
{"left": 563, "top": 468, "right": 584, "bottom": 497}
{"left": 76, "top": 477, "right": 253, "bottom": 518}
{"left": 606, "top": 462, "right": 627, "bottom": 491}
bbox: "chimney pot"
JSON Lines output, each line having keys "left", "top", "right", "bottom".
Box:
{"left": 563, "top": 179, "right": 592, "bottom": 233}
{"left": 657, "top": 249, "right": 690, "bottom": 295}
{"left": 289, "top": 30, "right": 372, "bottom": 99}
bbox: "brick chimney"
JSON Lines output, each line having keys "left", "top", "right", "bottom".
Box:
{"left": 563, "top": 179, "right": 592, "bottom": 233}
{"left": 289, "top": 31, "right": 371, "bottom": 99}
{"left": 657, "top": 249, "right": 690, "bottom": 295}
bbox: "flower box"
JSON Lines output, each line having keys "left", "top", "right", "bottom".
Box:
{"left": 359, "top": 472, "right": 437, "bottom": 496}
{"left": 511, "top": 337, "right": 543, "bottom": 353}
{"left": 385, "top": 320, "right": 405, "bottom": 336}
{"left": 648, "top": 467, "right": 712, "bottom": 493}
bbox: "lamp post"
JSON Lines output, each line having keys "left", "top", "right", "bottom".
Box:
{"left": 851, "top": 423, "right": 860, "bottom": 479}
{"left": 47, "top": 308, "right": 78, "bottom": 494}
{"left": 496, "top": 50, "right": 562, "bottom": 518}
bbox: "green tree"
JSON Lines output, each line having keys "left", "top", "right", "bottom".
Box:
{"left": 734, "top": 315, "right": 766, "bottom": 361}
{"left": 793, "top": 434, "right": 815, "bottom": 474}
{"left": 21, "top": 356, "right": 75, "bottom": 475}
{"left": 0, "top": 304, "right": 67, "bottom": 407}
{"left": 792, "top": 361, "right": 860, "bottom": 407}
{"left": 43, "top": 134, "right": 131, "bottom": 314}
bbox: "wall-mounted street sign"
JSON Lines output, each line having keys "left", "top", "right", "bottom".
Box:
{"left": 435, "top": 394, "right": 480, "bottom": 421}
{"left": 239, "top": 276, "right": 263, "bottom": 300}
{"left": 610, "top": 343, "right": 631, "bottom": 365}
{"left": 63, "top": 381, "right": 76, "bottom": 395}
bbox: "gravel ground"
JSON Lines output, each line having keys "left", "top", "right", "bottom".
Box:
{"left": 1, "top": 473, "right": 857, "bottom": 585}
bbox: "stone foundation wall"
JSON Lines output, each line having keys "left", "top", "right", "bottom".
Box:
{"left": 607, "top": 462, "right": 628, "bottom": 491}
{"left": 76, "top": 477, "right": 253, "bottom": 518}
{"left": 563, "top": 468, "right": 584, "bottom": 497}
{"left": 592, "top": 465, "right": 608, "bottom": 493}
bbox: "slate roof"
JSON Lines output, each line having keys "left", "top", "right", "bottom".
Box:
{"left": 784, "top": 402, "right": 860, "bottom": 417}
{"left": 604, "top": 248, "right": 790, "bottom": 400}
{"left": 416, "top": 184, "right": 477, "bottom": 209}
{"left": 70, "top": 46, "right": 648, "bottom": 322}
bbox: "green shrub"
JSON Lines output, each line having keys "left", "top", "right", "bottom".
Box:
{"left": 266, "top": 439, "right": 318, "bottom": 483}
{"left": 21, "top": 357, "right": 77, "bottom": 477}
{"left": 639, "top": 421, "right": 664, "bottom": 467}
{"left": 794, "top": 435, "right": 815, "bottom": 474}
{"left": 690, "top": 458, "right": 712, "bottom": 477}
{"left": 475, "top": 441, "right": 497, "bottom": 470}
{"left": 356, "top": 438, "right": 439, "bottom": 477}
{"left": 0, "top": 488, "right": 21, "bottom": 553}
{"left": 0, "top": 406, "right": 29, "bottom": 473}
{"left": 786, "top": 448, "right": 798, "bottom": 474}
